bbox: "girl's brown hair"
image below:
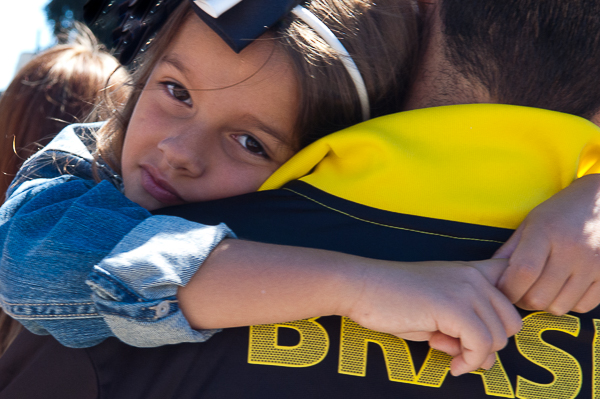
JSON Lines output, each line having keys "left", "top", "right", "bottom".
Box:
{"left": 280, "top": 0, "right": 419, "bottom": 147}
{"left": 95, "top": 0, "right": 419, "bottom": 173}
{"left": 0, "top": 23, "right": 130, "bottom": 357}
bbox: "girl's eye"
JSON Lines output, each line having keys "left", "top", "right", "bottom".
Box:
{"left": 164, "top": 82, "right": 192, "bottom": 105}
{"left": 234, "top": 134, "right": 269, "bottom": 158}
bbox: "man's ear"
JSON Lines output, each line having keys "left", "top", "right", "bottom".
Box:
{"left": 591, "top": 113, "right": 600, "bottom": 128}
{"left": 418, "top": 0, "right": 439, "bottom": 8}
{"left": 417, "top": 0, "right": 439, "bottom": 22}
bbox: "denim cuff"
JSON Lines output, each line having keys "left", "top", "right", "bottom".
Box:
{"left": 85, "top": 216, "right": 235, "bottom": 347}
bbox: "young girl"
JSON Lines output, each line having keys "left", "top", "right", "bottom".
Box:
{"left": 0, "top": 0, "right": 520, "bottom": 376}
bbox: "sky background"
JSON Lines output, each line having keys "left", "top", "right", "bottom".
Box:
{"left": 0, "top": 0, "right": 55, "bottom": 91}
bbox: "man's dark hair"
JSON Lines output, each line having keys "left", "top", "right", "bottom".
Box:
{"left": 440, "top": 0, "right": 600, "bottom": 120}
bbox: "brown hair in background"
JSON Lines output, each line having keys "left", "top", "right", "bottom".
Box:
{"left": 0, "top": 22, "right": 130, "bottom": 200}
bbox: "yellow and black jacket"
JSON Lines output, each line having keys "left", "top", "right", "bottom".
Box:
{"left": 3, "top": 104, "right": 600, "bottom": 399}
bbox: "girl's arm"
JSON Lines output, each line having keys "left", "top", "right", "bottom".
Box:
{"left": 175, "top": 240, "right": 522, "bottom": 376}
{"left": 90, "top": 217, "right": 520, "bottom": 376}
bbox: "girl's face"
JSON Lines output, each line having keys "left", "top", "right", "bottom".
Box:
{"left": 121, "top": 16, "right": 299, "bottom": 211}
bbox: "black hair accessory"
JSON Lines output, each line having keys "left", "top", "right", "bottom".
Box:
{"left": 84, "top": 0, "right": 303, "bottom": 65}
{"left": 190, "top": 0, "right": 302, "bottom": 53}
{"left": 84, "top": 0, "right": 183, "bottom": 65}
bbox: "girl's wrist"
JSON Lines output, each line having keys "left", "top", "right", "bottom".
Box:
{"left": 329, "top": 256, "right": 392, "bottom": 319}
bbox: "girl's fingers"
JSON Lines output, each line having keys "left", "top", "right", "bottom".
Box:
{"left": 428, "top": 332, "right": 461, "bottom": 356}
{"left": 497, "top": 228, "right": 550, "bottom": 304}
{"left": 493, "top": 223, "right": 524, "bottom": 259}
{"left": 481, "top": 353, "right": 498, "bottom": 370}
{"left": 450, "top": 291, "right": 520, "bottom": 375}
{"left": 571, "top": 280, "right": 600, "bottom": 314}
{"left": 471, "top": 258, "right": 510, "bottom": 286}
{"left": 515, "top": 262, "right": 570, "bottom": 311}
{"left": 545, "top": 275, "right": 591, "bottom": 315}
{"left": 489, "top": 297, "right": 523, "bottom": 340}
{"left": 449, "top": 310, "right": 500, "bottom": 375}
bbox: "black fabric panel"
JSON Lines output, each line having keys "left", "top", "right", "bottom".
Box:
{"left": 190, "top": 0, "right": 301, "bottom": 53}
{"left": 158, "top": 181, "right": 513, "bottom": 262}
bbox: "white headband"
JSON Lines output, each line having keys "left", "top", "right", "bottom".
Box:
{"left": 291, "top": 6, "right": 370, "bottom": 121}
{"left": 194, "top": 0, "right": 371, "bottom": 120}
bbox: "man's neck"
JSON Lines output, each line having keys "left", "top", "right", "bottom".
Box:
{"left": 404, "top": 1, "right": 491, "bottom": 111}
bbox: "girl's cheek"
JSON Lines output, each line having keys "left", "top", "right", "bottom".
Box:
{"left": 135, "top": 97, "right": 173, "bottom": 130}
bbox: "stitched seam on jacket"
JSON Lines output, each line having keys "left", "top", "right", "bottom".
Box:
{"left": 1, "top": 300, "right": 95, "bottom": 306}
{"left": 0, "top": 300, "right": 100, "bottom": 318}
{"left": 284, "top": 188, "right": 505, "bottom": 244}
{"left": 2, "top": 310, "right": 100, "bottom": 319}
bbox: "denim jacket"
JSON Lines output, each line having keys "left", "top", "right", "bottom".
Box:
{"left": 0, "top": 123, "right": 234, "bottom": 347}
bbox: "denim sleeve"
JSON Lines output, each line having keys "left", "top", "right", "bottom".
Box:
{"left": 0, "top": 176, "right": 235, "bottom": 348}
{"left": 87, "top": 217, "right": 234, "bottom": 347}
{"left": 0, "top": 178, "right": 150, "bottom": 347}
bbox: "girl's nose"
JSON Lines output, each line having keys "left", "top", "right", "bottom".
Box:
{"left": 157, "top": 133, "right": 205, "bottom": 177}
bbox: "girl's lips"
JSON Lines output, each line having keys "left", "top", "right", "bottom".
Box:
{"left": 140, "top": 167, "right": 184, "bottom": 206}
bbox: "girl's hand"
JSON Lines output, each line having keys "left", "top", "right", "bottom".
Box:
{"left": 339, "top": 258, "right": 522, "bottom": 376}
{"left": 180, "top": 239, "right": 521, "bottom": 376}
{"left": 494, "top": 173, "right": 600, "bottom": 315}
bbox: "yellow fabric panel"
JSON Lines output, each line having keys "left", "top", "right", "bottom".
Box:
{"left": 260, "top": 104, "right": 600, "bottom": 229}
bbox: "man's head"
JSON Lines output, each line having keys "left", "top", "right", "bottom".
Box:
{"left": 407, "top": 0, "right": 600, "bottom": 123}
